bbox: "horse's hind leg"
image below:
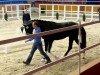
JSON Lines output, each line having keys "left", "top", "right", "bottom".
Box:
{"left": 64, "top": 37, "right": 74, "bottom": 56}
{"left": 75, "top": 38, "right": 86, "bottom": 59}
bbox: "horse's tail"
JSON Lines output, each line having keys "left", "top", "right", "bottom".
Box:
{"left": 81, "top": 27, "right": 86, "bottom": 49}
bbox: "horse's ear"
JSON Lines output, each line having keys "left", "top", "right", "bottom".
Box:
{"left": 26, "top": 20, "right": 33, "bottom": 26}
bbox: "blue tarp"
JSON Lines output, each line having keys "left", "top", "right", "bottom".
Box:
{"left": 86, "top": 0, "right": 100, "bottom": 5}
{"left": 0, "top": 0, "right": 28, "bottom": 4}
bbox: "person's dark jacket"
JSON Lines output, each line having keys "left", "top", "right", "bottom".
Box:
{"left": 23, "top": 13, "right": 30, "bottom": 25}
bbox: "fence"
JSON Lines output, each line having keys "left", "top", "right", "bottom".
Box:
{"left": 39, "top": 4, "right": 100, "bottom": 21}
{"left": 23, "top": 20, "right": 100, "bottom": 75}
{"left": 0, "top": 4, "right": 31, "bottom": 20}
{"left": 0, "top": 7, "right": 4, "bottom": 20}
{"left": 0, "top": 20, "right": 100, "bottom": 75}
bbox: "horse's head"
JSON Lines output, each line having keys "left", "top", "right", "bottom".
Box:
{"left": 21, "top": 19, "right": 57, "bottom": 35}
{"left": 21, "top": 20, "right": 33, "bottom": 35}
{"left": 21, "top": 20, "right": 43, "bottom": 35}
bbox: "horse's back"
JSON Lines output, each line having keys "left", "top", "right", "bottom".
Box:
{"left": 62, "top": 21, "right": 78, "bottom": 27}
{"left": 43, "top": 21, "right": 78, "bottom": 40}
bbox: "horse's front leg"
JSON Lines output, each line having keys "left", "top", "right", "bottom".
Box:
{"left": 48, "top": 40, "right": 54, "bottom": 53}
{"left": 44, "top": 39, "right": 49, "bottom": 53}
{"left": 64, "top": 37, "right": 73, "bottom": 56}
{"left": 20, "top": 26, "right": 24, "bottom": 33}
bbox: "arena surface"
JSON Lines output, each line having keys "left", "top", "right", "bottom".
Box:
{"left": 0, "top": 16, "right": 100, "bottom": 75}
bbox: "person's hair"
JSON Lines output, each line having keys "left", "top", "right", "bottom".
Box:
{"left": 33, "top": 21, "right": 39, "bottom": 27}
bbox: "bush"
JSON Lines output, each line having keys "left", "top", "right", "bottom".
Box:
{"left": 4, "top": 13, "right": 8, "bottom": 21}
{"left": 56, "top": 12, "right": 59, "bottom": 20}
{"left": 83, "top": 13, "right": 86, "bottom": 21}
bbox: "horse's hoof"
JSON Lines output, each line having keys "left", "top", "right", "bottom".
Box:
{"left": 82, "top": 57, "right": 85, "bottom": 59}
{"left": 48, "top": 51, "right": 51, "bottom": 53}
{"left": 64, "top": 54, "right": 67, "bottom": 56}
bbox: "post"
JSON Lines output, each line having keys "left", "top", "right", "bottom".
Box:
{"left": 29, "top": 4, "right": 31, "bottom": 19}
{"left": 64, "top": 5, "right": 66, "bottom": 20}
{"left": 2, "top": 7, "right": 4, "bottom": 21}
{"left": 11, "top": 5, "right": 13, "bottom": 18}
{"left": 39, "top": 4, "right": 41, "bottom": 19}
{"left": 91, "top": 6, "right": 93, "bottom": 21}
{"left": 78, "top": 19, "right": 82, "bottom": 75}
{"left": 71, "top": 5, "right": 72, "bottom": 18}
{"left": 98, "top": 7, "right": 100, "bottom": 21}
{"left": 77, "top": 5, "right": 80, "bottom": 20}
{"left": 17, "top": 5, "right": 20, "bottom": 19}
{"left": 52, "top": 4, "right": 54, "bottom": 18}
{"left": 46, "top": 5, "right": 47, "bottom": 17}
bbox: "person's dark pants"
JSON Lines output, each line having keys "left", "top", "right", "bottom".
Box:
{"left": 25, "top": 42, "right": 51, "bottom": 64}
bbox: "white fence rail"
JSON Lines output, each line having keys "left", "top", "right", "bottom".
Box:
{"left": 0, "top": 4, "right": 31, "bottom": 21}
{"left": 0, "top": 7, "right": 4, "bottom": 21}
{"left": 39, "top": 4, "right": 100, "bottom": 21}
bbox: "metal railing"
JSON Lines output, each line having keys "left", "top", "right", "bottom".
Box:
{"left": 35, "top": 0, "right": 100, "bottom": 4}
{"left": 0, "top": 20, "right": 100, "bottom": 75}
{"left": 22, "top": 20, "right": 100, "bottom": 75}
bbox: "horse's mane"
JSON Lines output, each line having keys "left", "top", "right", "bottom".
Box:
{"left": 33, "top": 19, "right": 56, "bottom": 23}
{"left": 33, "top": 19, "right": 57, "bottom": 26}
{"left": 33, "top": 19, "right": 78, "bottom": 26}
{"left": 32, "top": 19, "right": 62, "bottom": 30}
{"left": 28, "top": 19, "right": 78, "bottom": 31}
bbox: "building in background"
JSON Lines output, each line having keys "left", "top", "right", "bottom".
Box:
{"left": 86, "top": 0, "right": 100, "bottom": 5}
{"left": 0, "top": 0, "right": 31, "bottom": 20}
{"left": 32, "top": 0, "right": 100, "bottom": 7}
{"left": 0, "top": 0, "right": 28, "bottom": 10}
{"left": 1, "top": 0, "right": 100, "bottom": 8}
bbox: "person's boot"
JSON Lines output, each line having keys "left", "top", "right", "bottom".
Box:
{"left": 45, "top": 60, "right": 51, "bottom": 64}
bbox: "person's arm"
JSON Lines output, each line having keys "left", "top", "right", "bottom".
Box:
{"left": 25, "top": 38, "right": 33, "bottom": 43}
{"left": 25, "top": 28, "right": 41, "bottom": 43}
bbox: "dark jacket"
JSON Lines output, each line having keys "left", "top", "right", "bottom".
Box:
{"left": 23, "top": 13, "right": 30, "bottom": 25}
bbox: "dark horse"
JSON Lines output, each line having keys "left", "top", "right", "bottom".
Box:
{"left": 22, "top": 19, "right": 86, "bottom": 56}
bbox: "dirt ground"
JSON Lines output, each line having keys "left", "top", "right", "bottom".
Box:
{"left": 0, "top": 18, "right": 100, "bottom": 75}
